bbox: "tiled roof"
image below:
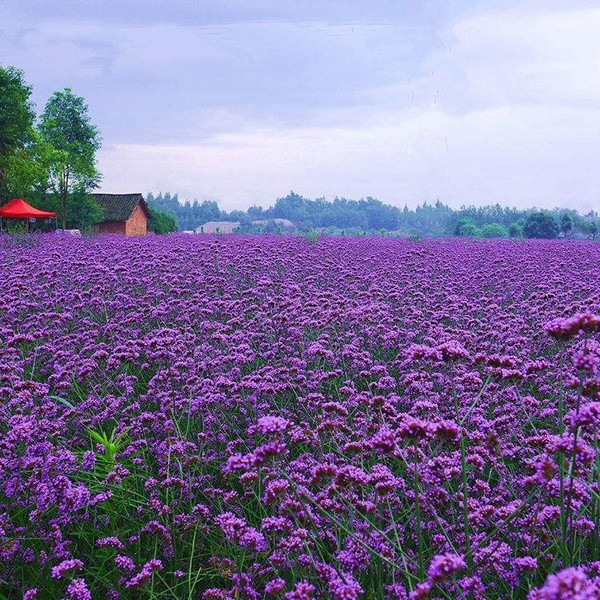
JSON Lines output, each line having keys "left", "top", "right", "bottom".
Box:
{"left": 251, "top": 218, "right": 295, "bottom": 228}
{"left": 91, "top": 193, "right": 149, "bottom": 222}
{"left": 195, "top": 221, "right": 241, "bottom": 234}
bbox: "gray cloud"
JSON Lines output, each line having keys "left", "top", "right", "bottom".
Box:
{"left": 1, "top": 1, "right": 599, "bottom": 210}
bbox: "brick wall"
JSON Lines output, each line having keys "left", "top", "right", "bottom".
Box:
{"left": 125, "top": 204, "right": 147, "bottom": 236}
{"left": 98, "top": 221, "right": 126, "bottom": 234}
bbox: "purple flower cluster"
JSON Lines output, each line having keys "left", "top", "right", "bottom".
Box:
{"left": 2, "top": 234, "right": 600, "bottom": 598}
{"left": 51, "top": 559, "right": 84, "bottom": 579}
{"left": 528, "top": 566, "right": 600, "bottom": 599}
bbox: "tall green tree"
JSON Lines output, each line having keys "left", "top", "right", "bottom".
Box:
{"left": 4, "top": 132, "right": 57, "bottom": 200}
{"left": 523, "top": 211, "right": 559, "bottom": 239}
{"left": 38, "top": 88, "right": 101, "bottom": 228}
{"left": 559, "top": 213, "right": 573, "bottom": 237}
{"left": 0, "top": 66, "right": 36, "bottom": 201}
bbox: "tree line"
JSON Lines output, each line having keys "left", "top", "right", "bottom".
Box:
{"left": 147, "top": 191, "right": 599, "bottom": 239}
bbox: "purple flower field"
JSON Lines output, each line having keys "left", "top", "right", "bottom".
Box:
{"left": 2, "top": 234, "right": 600, "bottom": 599}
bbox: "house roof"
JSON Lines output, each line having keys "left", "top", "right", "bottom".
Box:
{"left": 91, "top": 193, "right": 149, "bottom": 221}
{"left": 251, "top": 218, "right": 295, "bottom": 228}
{"left": 195, "top": 221, "right": 240, "bottom": 234}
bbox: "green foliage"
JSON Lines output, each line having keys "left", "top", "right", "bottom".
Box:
{"left": 3, "top": 132, "right": 57, "bottom": 199}
{"left": 0, "top": 66, "right": 36, "bottom": 200}
{"left": 33, "top": 190, "right": 104, "bottom": 231}
{"left": 523, "top": 211, "right": 559, "bottom": 239}
{"left": 147, "top": 205, "right": 177, "bottom": 234}
{"left": 5, "top": 220, "right": 27, "bottom": 234}
{"left": 448, "top": 203, "right": 530, "bottom": 235}
{"left": 454, "top": 218, "right": 478, "bottom": 237}
{"left": 38, "top": 88, "right": 101, "bottom": 228}
{"left": 559, "top": 213, "right": 573, "bottom": 236}
{"left": 66, "top": 190, "right": 104, "bottom": 231}
{"left": 479, "top": 223, "right": 509, "bottom": 238}
{"left": 88, "top": 426, "right": 130, "bottom": 474}
{"left": 586, "top": 221, "right": 598, "bottom": 239}
{"left": 509, "top": 221, "right": 525, "bottom": 238}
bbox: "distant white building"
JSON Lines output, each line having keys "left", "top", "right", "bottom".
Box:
{"left": 195, "top": 218, "right": 296, "bottom": 234}
{"left": 195, "top": 221, "right": 240, "bottom": 234}
{"left": 251, "top": 218, "right": 295, "bottom": 229}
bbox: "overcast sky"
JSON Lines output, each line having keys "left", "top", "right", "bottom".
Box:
{"left": 1, "top": 1, "right": 600, "bottom": 212}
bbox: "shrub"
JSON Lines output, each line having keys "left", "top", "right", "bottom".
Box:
{"left": 523, "top": 211, "right": 559, "bottom": 239}
{"left": 479, "top": 223, "right": 508, "bottom": 238}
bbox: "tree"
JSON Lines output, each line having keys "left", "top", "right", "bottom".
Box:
{"left": 523, "top": 211, "right": 559, "bottom": 239}
{"left": 271, "top": 192, "right": 310, "bottom": 225}
{"left": 454, "top": 218, "right": 478, "bottom": 237}
{"left": 35, "top": 189, "right": 104, "bottom": 232}
{"left": 361, "top": 197, "right": 399, "bottom": 231}
{"left": 509, "top": 221, "right": 525, "bottom": 238}
{"left": 0, "top": 66, "right": 36, "bottom": 201}
{"left": 580, "top": 220, "right": 598, "bottom": 239}
{"left": 38, "top": 88, "right": 101, "bottom": 229}
{"left": 559, "top": 213, "right": 573, "bottom": 237}
{"left": 148, "top": 206, "right": 177, "bottom": 234}
{"left": 3, "top": 132, "right": 58, "bottom": 200}
{"left": 65, "top": 191, "right": 104, "bottom": 232}
{"left": 480, "top": 223, "right": 508, "bottom": 238}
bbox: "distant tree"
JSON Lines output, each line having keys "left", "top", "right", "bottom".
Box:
{"left": 559, "top": 213, "right": 573, "bottom": 237}
{"left": 523, "top": 211, "right": 559, "bottom": 239}
{"left": 225, "top": 209, "right": 246, "bottom": 222}
{"left": 271, "top": 192, "right": 310, "bottom": 226}
{"left": 247, "top": 204, "right": 265, "bottom": 219}
{"left": 454, "top": 218, "right": 478, "bottom": 237}
{"left": 146, "top": 193, "right": 224, "bottom": 229}
{"left": 480, "top": 223, "right": 509, "bottom": 238}
{"left": 580, "top": 220, "right": 598, "bottom": 239}
{"left": 39, "top": 88, "right": 101, "bottom": 229}
{"left": 449, "top": 204, "right": 532, "bottom": 236}
{"left": 146, "top": 192, "right": 179, "bottom": 226}
{"left": 361, "top": 197, "right": 399, "bottom": 231}
{"left": 509, "top": 220, "right": 525, "bottom": 238}
{"left": 0, "top": 66, "right": 36, "bottom": 201}
{"left": 148, "top": 206, "right": 177, "bottom": 234}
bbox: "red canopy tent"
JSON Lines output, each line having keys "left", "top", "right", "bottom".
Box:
{"left": 0, "top": 198, "right": 57, "bottom": 232}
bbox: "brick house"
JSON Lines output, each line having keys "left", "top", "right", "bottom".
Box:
{"left": 92, "top": 193, "right": 150, "bottom": 236}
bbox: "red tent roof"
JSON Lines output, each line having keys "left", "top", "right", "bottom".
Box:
{"left": 0, "top": 198, "right": 57, "bottom": 219}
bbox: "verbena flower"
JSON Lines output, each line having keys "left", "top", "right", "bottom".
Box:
{"left": 51, "top": 559, "right": 84, "bottom": 579}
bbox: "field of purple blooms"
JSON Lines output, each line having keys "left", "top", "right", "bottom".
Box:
{"left": 2, "top": 233, "right": 600, "bottom": 599}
